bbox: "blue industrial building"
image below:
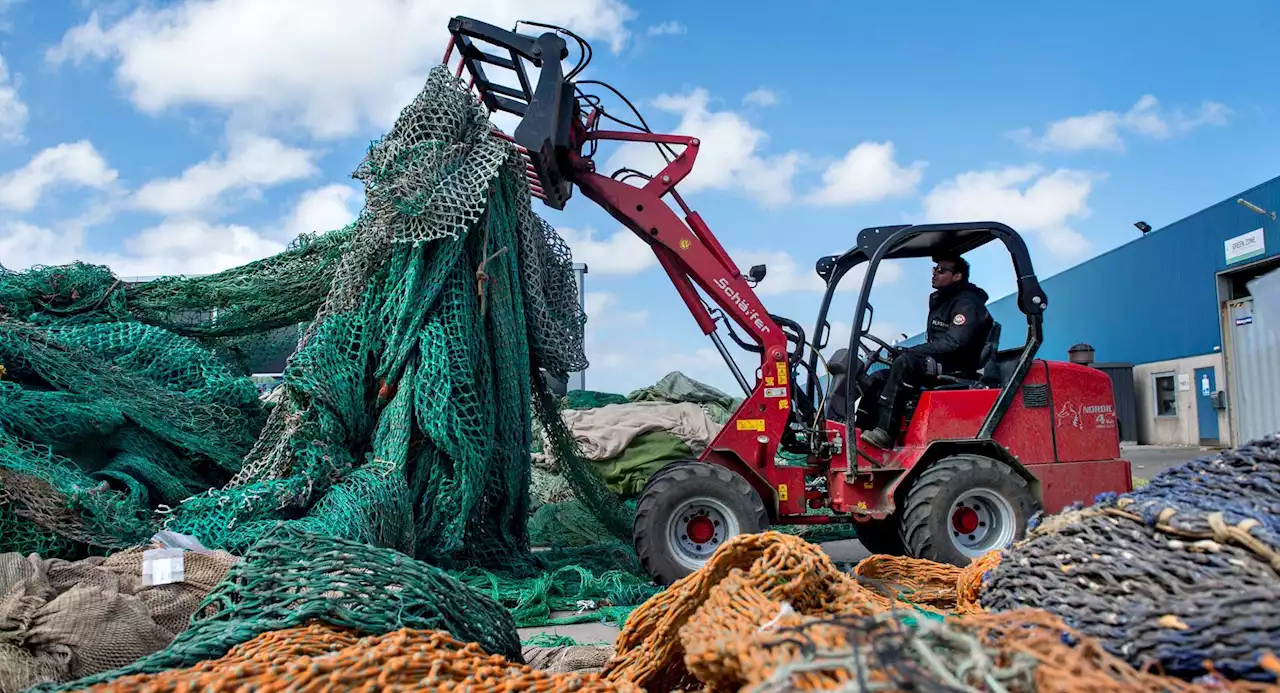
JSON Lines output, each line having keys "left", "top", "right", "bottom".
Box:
{"left": 976, "top": 175, "right": 1280, "bottom": 446}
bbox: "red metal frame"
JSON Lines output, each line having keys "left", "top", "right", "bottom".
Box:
{"left": 565, "top": 124, "right": 805, "bottom": 516}
{"left": 442, "top": 42, "right": 1131, "bottom": 525}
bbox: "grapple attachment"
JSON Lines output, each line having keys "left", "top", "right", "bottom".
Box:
{"left": 445, "top": 17, "right": 579, "bottom": 209}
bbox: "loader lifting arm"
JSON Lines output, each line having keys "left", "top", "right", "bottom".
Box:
{"left": 445, "top": 17, "right": 810, "bottom": 496}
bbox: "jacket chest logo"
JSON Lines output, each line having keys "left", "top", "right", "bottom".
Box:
{"left": 953, "top": 314, "right": 966, "bottom": 326}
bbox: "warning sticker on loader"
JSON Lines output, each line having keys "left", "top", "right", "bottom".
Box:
{"left": 778, "top": 484, "right": 788, "bottom": 501}
{"left": 776, "top": 362, "right": 788, "bottom": 385}
{"left": 736, "top": 419, "right": 765, "bottom": 431}
{"left": 764, "top": 387, "right": 787, "bottom": 398}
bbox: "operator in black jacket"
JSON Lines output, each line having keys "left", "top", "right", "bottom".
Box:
{"left": 859, "top": 253, "right": 991, "bottom": 449}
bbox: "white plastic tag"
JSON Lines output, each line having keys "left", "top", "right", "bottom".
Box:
{"left": 142, "top": 548, "right": 186, "bottom": 586}
{"left": 150, "top": 530, "right": 212, "bottom": 553}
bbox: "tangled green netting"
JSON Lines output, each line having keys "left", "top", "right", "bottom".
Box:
{"left": 38, "top": 527, "right": 526, "bottom": 692}
{"left": 0, "top": 66, "right": 631, "bottom": 578}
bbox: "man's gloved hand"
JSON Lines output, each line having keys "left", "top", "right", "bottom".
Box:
{"left": 904, "top": 346, "right": 944, "bottom": 377}
{"left": 922, "top": 355, "right": 943, "bottom": 376}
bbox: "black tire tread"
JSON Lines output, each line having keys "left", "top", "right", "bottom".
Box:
{"left": 633, "top": 462, "right": 768, "bottom": 585}
{"left": 638, "top": 459, "right": 697, "bottom": 498}
{"left": 898, "top": 454, "right": 1033, "bottom": 565}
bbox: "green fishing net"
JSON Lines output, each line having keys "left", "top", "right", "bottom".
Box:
{"left": 0, "top": 65, "right": 632, "bottom": 575}
{"left": 40, "top": 527, "right": 524, "bottom": 692}
{"left": 530, "top": 498, "right": 640, "bottom": 548}
{"left": 455, "top": 560, "right": 660, "bottom": 629}
{"left": 563, "top": 390, "right": 629, "bottom": 410}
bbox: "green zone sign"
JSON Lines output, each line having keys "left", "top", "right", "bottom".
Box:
{"left": 1225, "top": 228, "right": 1265, "bottom": 265}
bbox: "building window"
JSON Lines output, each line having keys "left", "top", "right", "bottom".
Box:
{"left": 1153, "top": 373, "right": 1178, "bottom": 417}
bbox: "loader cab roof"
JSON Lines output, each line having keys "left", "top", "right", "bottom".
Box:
{"left": 816, "top": 221, "right": 1048, "bottom": 318}
{"left": 826, "top": 224, "right": 1005, "bottom": 265}
{"left": 860, "top": 224, "right": 998, "bottom": 260}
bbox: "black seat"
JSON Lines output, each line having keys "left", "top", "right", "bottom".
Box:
{"left": 824, "top": 348, "right": 853, "bottom": 421}
{"left": 977, "top": 321, "right": 1003, "bottom": 387}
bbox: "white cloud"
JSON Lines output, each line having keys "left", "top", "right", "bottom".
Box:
{"left": 0, "top": 141, "right": 118, "bottom": 212}
{"left": 586, "top": 338, "right": 731, "bottom": 394}
{"left": 579, "top": 292, "right": 732, "bottom": 393}
{"left": 584, "top": 291, "right": 648, "bottom": 329}
{"left": 49, "top": 0, "right": 637, "bottom": 139}
{"left": 0, "top": 54, "right": 27, "bottom": 143}
{"left": 280, "top": 184, "right": 361, "bottom": 239}
{"left": 742, "top": 88, "right": 779, "bottom": 108}
{"left": 805, "top": 141, "right": 926, "bottom": 206}
{"left": 604, "top": 88, "right": 803, "bottom": 206}
{"left": 646, "top": 20, "right": 686, "bottom": 36}
{"left": 731, "top": 250, "right": 826, "bottom": 294}
{"left": 1011, "top": 95, "right": 1231, "bottom": 153}
{"left": 558, "top": 226, "right": 656, "bottom": 276}
{"left": 0, "top": 184, "right": 350, "bottom": 277}
{"left": 730, "top": 250, "right": 903, "bottom": 295}
{"left": 921, "top": 165, "right": 1102, "bottom": 257}
{"left": 103, "top": 219, "right": 288, "bottom": 277}
{"left": 0, "top": 221, "right": 82, "bottom": 269}
{"left": 0, "top": 0, "right": 27, "bottom": 17}
{"left": 132, "top": 134, "right": 320, "bottom": 215}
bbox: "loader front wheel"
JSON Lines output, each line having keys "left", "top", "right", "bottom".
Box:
{"left": 633, "top": 461, "right": 768, "bottom": 586}
{"left": 898, "top": 454, "right": 1038, "bottom": 566}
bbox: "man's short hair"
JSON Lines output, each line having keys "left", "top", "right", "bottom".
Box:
{"left": 934, "top": 253, "right": 969, "bottom": 281}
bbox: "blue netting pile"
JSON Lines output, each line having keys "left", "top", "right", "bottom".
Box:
{"left": 1114, "top": 436, "right": 1280, "bottom": 550}
{"left": 981, "top": 435, "right": 1280, "bottom": 683}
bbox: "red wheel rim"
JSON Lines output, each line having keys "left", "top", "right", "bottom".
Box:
{"left": 952, "top": 506, "right": 980, "bottom": 535}
{"left": 687, "top": 515, "right": 715, "bottom": 545}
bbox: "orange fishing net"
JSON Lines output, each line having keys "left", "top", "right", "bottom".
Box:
{"left": 63, "top": 622, "right": 638, "bottom": 693}
{"left": 58, "top": 532, "right": 1278, "bottom": 692}
{"left": 957, "top": 546, "right": 1001, "bottom": 608}
{"left": 603, "top": 531, "right": 1276, "bottom": 693}
{"left": 853, "top": 550, "right": 997, "bottom": 613}
{"left": 603, "top": 531, "right": 986, "bottom": 691}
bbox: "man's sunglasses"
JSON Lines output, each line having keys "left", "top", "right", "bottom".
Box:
{"left": 932, "top": 265, "right": 958, "bottom": 274}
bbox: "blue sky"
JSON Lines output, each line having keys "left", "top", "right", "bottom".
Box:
{"left": 1, "top": 0, "right": 1277, "bottom": 395}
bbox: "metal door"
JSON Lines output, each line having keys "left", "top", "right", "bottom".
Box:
{"left": 1193, "top": 367, "right": 1219, "bottom": 445}
{"left": 1228, "top": 298, "right": 1280, "bottom": 443}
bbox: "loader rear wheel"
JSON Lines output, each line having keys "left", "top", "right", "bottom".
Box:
{"left": 633, "top": 461, "right": 769, "bottom": 586}
{"left": 898, "top": 454, "right": 1037, "bottom": 566}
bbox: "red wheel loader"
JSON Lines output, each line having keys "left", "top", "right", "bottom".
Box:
{"left": 444, "top": 17, "right": 1133, "bottom": 585}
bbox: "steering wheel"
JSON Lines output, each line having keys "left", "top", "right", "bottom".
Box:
{"left": 858, "top": 332, "right": 903, "bottom": 367}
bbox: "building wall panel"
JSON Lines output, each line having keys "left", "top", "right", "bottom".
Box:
{"left": 981, "top": 176, "right": 1280, "bottom": 365}
{"left": 1226, "top": 297, "right": 1280, "bottom": 443}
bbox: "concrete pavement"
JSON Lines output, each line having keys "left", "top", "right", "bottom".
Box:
{"left": 1123, "top": 443, "right": 1213, "bottom": 481}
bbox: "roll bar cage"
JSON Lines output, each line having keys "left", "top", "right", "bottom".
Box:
{"left": 809, "top": 223, "right": 1048, "bottom": 439}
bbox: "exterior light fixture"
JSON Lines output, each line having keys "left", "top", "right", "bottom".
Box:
{"left": 1238, "top": 198, "right": 1277, "bottom": 220}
